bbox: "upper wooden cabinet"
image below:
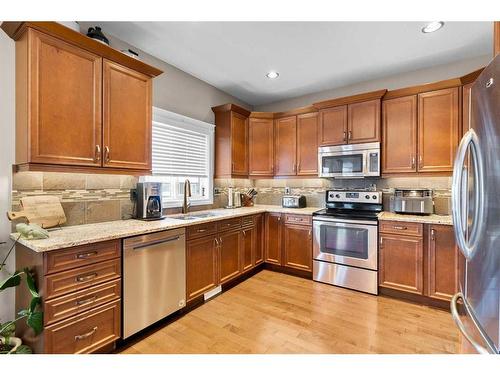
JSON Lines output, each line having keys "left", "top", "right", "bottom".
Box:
{"left": 462, "top": 82, "right": 474, "bottom": 136}
{"left": 417, "top": 87, "right": 459, "bottom": 173}
{"left": 314, "top": 90, "right": 386, "bottom": 147}
{"left": 102, "top": 60, "right": 152, "bottom": 170}
{"left": 296, "top": 112, "right": 319, "bottom": 175}
{"left": 4, "top": 22, "right": 162, "bottom": 174}
{"left": 212, "top": 104, "right": 251, "bottom": 178}
{"left": 347, "top": 99, "right": 381, "bottom": 144}
{"left": 382, "top": 95, "right": 418, "bottom": 174}
{"left": 382, "top": 86, "right": 460, "bottom": 175}
{"left": 274, "top": 116, "right": 298, "bottom": 176}
{"left": 248, "top": 114, "right": 274, "bottom": 177}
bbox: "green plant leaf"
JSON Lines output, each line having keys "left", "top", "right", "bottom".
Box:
{"left": 24, "top": 268, "right": 39, "bottom": 298}
{"left": 0, "top": 321, "right": 15, "bottom": 337}
{"left": 12, "top": 344, "right": 32, "bottom": 354}
{"left": 0, "top": 270, "right": 23, "bottom": 291}
{"left": 27, "top": 311, "right": 43, "bottom": 336}
{"left": 17, "top": 309, "right": 29, "bottom": 317}
{"left": 29, "top": 296, "right": 41, "bottom": 313}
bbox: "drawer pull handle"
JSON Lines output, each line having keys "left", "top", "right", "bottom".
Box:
{"left": 76, "top": 251, "right": 98, "bottom": 259}
{"left": 197, "top": 229, "right": 207, "bottom": 233}
{"left": 393, "top": 226, "right": 407, "bottom": 230}
{"left": 76, "top": 295, "right": 97, "bottom": 306}
{"left": 75, "top": 326, "right": 98, "bottom": 341}
{"left": 76, "top": 273, "right": 98, "bottom": 282}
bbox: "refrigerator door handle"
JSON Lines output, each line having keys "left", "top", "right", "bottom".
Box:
{"left": 451, "top": 292, "right": 495, "bottom": 354}
{"left": 452, "top": 129, "right": 485, "bottom": 260}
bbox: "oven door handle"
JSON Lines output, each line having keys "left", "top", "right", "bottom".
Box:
{"left": 313, "top": 216, "right": 378, "bottom": 226}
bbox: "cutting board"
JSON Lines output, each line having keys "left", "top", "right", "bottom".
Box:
{"left": 7, "top": 196, "right": 67, "bottom": 228}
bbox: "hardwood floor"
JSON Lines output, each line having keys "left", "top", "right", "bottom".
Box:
{"left": 118, "top": 270, "right": 460, "bottom": 354}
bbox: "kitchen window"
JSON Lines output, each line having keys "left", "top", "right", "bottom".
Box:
{"left": 142, "top": 107, "right": 214, "bottom": 208}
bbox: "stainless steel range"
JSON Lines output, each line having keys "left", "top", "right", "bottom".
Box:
{"left": 312, "top": 189, "right": 382, "bottom": 295}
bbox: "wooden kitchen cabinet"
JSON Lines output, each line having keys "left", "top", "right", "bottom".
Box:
{"left": 274, "top": 116, "right": 297, "bottom": 176}
{"left": 347, "top": 99, "right": 381, "bottom": 144}
{"left": 186, "top": 235, "right": 219, "bottom": 301}
{"left": 426, "top": 224, "right": 459, "bottom": 301}
{"left": 241, "top": 226, "right": 255, "bottom": 272}
{"left": 379, "top": 233, "right": 424, "bottom": 295}
{"left": 254, "top": 214, "right": 265, "bottom": 265}
{"left": 283, "top": 224, "right": 312, "bottom": 271}
{"left": 4, "top": 22, "right": 162, "bottom": 174}
{"left": 318, "top": 106, "right": 348, "bottom": 146}
{"left": 417, "top": 87, "right": 460, "bottom": 173}
{"left": 212, "top": 104, "right": 250, "bottom": 178}
{"left": 248, "top": 115, "right": 274, "bottom": 177}
{"left": 219, "top": 230, "right": 241, "bottom": 284}
{"left": 265, "top": 213, "right": 283, "bottom": 265}
{"left": 382, "top": 95, "right": 418, "bottom": 174}
{"left": 296, "top": 112, "right": 319, "bottom": 175}
{"left": 462, "top": 82, "right": 474, "bottom": 136}
{"left": 102, "top": 60, "right": 152, "bottom": 170}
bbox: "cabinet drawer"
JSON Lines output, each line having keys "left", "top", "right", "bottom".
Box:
{"left": 45, "top": 258, "right": 121, "bottom": 300}
{"left": 44, "top": 240, "right": 121, "bottom": 275}
{"left": 241, "top": 215, "right": 255, "bottom": 228}
{"left": 218, "top": 217, "right": 242, "bottom": 232}
{"left": 44, "top": 300, "right": 120, "bottom": 354}
{"left": 379, "top": 220, "right": 423, "bottom": 237}
{"left": 187, "top": 222, "right": 218, "bottom": 240}
{"left": 44, "top": 279, "right": 121, "bottom": 326}
{"left": 284, "top": 214, "right": 312, "bottom": 226}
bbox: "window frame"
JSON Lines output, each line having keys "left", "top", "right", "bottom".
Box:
{"left": 141, "top": 107, "right": 215, "bottom": 208}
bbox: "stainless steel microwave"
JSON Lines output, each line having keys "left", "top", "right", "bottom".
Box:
{"left": 318, "top": 142, "right": 380, "bottom": 178}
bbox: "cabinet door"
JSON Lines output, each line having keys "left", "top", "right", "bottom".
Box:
{"left": 219, "top": 230, "right": 241, "bottom": 284}
{"left": 426, "top": 225, "right": 459, "bottom": 301}
{"left": 28, "top": 30, "right": 102, "bottom": 166}
{"left": 241, "top": 226, "right": 255, "bottom": 272}
{"left": 347, "top": 99, "right": 381, "bottom": 144}
{"left": 249, "top": 117, "right": 274, "bottom": 176}
{"left": 462, "top": 83, "right": 474, "bottom": 136}
{"left": 297, "top": 112, "right": 319, "bottom": 176}
{"left": 265, "top": 213, "right": 282, "bottom": 265}
{"left": 417, "top": 87, "right": 459, "bottom": 172}
{"left": 379, "top": 234, "right": 423, "bottom": 295}
{"left": 382, "top": 96, "right": 417, "bottom": 174}
{"left": 231, "top": 112, "right": 248, "bottom": 176}
{"left": 254, "top": 214, "right": 265, "bottom": 266}
{"left": 103, "top": 60, "right": 152, "bottom": 171}
{"left": 186, "top": 236, "right": 218, "bottom": 301}
{"left": 283, "top": 224, "right": 312, "bottom": 271}
{"left": 318, "top": 106, "right": 347, "bottom": 146}
{"left": 274, "top": 116, "right": 297, "bottom": 176}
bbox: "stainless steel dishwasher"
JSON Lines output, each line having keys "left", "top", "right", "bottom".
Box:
{"left": 123, "top": 228, "right": 186, "bottom": 338}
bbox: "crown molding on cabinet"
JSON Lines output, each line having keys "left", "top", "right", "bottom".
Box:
{"left": 211, "top": 103, "right": 251, "bottom": 117}
{"left": 1, "top": 21, "right": 163, "bottom": 77}
{"left": 312, "top": 89, "right": 387, "bottom": 110}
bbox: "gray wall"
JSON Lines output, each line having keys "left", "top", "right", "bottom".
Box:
{"left": 0, "top": 31, "right": 15, "bottom": 322}
{"left": 254, "top": 54, "right": 492, "bottom": 112}
{"left": 78, "top": 23, "right": 252, "bottom": 124}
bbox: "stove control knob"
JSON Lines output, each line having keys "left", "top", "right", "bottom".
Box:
{"left": 365, "top": 194, "right": 370, "bottom": 199}
{"left": 335, "top": 194, "right": 340, "bottom": 199}
{"left": 372, "top": 195, "right": 378, "bottom": 200}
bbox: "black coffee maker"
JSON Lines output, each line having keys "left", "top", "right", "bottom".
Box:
{"left": 135, "top": 182, "right": 164, "bottom": 220}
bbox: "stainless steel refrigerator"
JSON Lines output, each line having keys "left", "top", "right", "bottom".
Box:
{"left": 451, "top": 53, "right": 500, "bottom": 354}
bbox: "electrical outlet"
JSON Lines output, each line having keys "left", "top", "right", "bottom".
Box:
{"left": 214, "top": 187, "right": 222, "bottom": 195}
{"left": 284, "top": 186, "right": 291, "bottom": 195}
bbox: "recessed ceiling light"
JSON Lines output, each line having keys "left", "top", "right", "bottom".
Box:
{"left": 266, "top": 71, "right": 279, "bottom": 79}
{"left": 422, "top": 21, "right": 444, "bottom": 34}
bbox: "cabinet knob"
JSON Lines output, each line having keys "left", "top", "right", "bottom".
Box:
{"left": 411, "top": 156, "right": 415, "bottom": 169}
{"left": 94, "top": 145, "right": 101, "bottom": 162}
{"left": 348, "top": 131, "right": 352, "bottom": 140}
{"left": 104, "top": 146, "right": 110, "bottom": 163}
{"left": 343, "top": 131, "right": 347, "bottom": 141}
{"left": 431, "top": 229, "right": 436, "bottom": 241}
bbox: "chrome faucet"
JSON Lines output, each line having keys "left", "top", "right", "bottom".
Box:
{"left": 182, "top": 179, "right": 191, "bottom": 214}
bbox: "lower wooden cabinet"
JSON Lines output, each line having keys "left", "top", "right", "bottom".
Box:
{"left": 379, "top": 221, "right": 459, "bottom": 304}
{"left": 254, "top": 214, "right": 265, "bottom": 265}
{"left": 265, "top": 212, "right": 283, "bottom": 265}
{"left": 426, "top": 224, "right": 459, "bottom": 301}
{"left": 186, "top": 235, "right": 219, "bottom": 301}
{"left": 241, "top": 225, "right": 255, "bottom": 272}
{"left": 283, "top": 224, "right": 312, "bottom": 271}
{"left": 379, "top": 233, "right": 424, "bottom": 295}
{"left": 219, "top": 230, "right": 241, "bottom": 283}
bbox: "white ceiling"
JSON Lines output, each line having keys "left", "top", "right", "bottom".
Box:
{"left": 86, "top": 22, "right": 492, "bottom": 106}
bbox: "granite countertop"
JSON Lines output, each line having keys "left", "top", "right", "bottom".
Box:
{"left": 378, "top": 211, "right": 453, "bottom": 225}
{"left": 11, "top": 205, "right": 321, "bottom": 253}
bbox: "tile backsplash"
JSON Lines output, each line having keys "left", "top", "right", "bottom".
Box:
{"left": 12, "top": 172, "right": 138, "bottom": 226}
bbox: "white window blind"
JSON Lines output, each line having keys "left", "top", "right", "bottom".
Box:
{"left": 152, "top": 122, "right": 209, "bottom": 177}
